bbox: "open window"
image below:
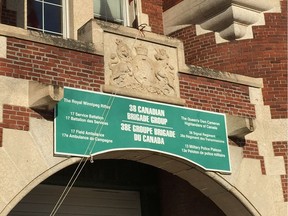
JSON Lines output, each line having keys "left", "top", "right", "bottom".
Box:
{"left": 93, "top": 0, "right": 137, "bottom": 27}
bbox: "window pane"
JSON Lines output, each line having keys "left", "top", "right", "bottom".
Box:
{"left": 45, "top": 0, "right": 62, "bottom": 5}
{"left": 44, "top": 4, "right": 62, "bottom": 33}
{"left": 27, "top": 0, "right": 43, "bottom": 29}
{"left": 108, "top": 0, "right": 123, "bottom": 22}
{"left": 94, "top": 0, "right": 124, "bottom": 24}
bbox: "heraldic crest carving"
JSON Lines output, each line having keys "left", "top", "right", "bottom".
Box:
{"left": 108, "top": 39, "right": 178, "bottom": 97}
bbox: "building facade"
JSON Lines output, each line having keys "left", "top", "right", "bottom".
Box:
{"left": 0, "top": 0, "right": 287, "bottom": 215}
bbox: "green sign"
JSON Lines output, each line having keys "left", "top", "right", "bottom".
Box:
{"left": 54, "top": 87, "right": 231, "bottom": 172}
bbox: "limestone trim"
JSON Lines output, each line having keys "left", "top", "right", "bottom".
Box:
{"left": 79, "top": 20, "right": 186, "bottom": 104}
{"left": 205, "top": 170, "right": 261, "bottom": 216}
{"left": 0, "top": 76, "right": 29, "bottom": 122}
{"left": 180, "top": 65, "right": 263, "bottom": 88}
{"left": 29, "top": 81, "right": 64, "bottom": 111}
{"left": 225, "top": 114, "right": 254, "bottom": 139}
{"left": 78, "top": 19, "right": 184, "bottom": 55}
{"left": 0, "top": 157, "right": 80, "bottom": 215}
{"left": 133, "top": 0, "right": 152, "bottom": 32}
{"left": 0, "top": 36, "right": 7, "bottom": 58}
{"left": 102, "top": 33, "right": 184, "bottom": 103}
{"left": 163, "top": 0, "right": 281, "bottom": 43}
{"left": 0, "top": 24, "right": 99, "bottom": 55}
{"left": 238, "top": 87, "right": 288, "bottom": 215}
{"left": 102, "top": 85, "right": 185, "bottom": 105}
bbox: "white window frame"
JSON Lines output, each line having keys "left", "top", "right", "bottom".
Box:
{"left": 25, "top": 0, "right": 69, "bottom": 38}
{"left": 93, "top": 0, "right": 134, "bottom": 27}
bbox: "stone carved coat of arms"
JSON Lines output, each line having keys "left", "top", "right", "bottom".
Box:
{"left": 107, "top": 39, "right": 178, "bottom": 97}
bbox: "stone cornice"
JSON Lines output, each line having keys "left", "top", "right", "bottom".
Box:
{"left": 163, "top": 0, "right": 281, "bottom": 43}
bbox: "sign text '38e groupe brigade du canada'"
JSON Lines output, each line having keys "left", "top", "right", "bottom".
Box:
{"left": 55, "top": 87, "right": 231, "bottom": 172}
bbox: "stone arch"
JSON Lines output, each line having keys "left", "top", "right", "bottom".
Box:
{"left": 4, "top": 149, "right": 258, "bottom": 216}
{"left": 1, "top": 157, "right": 81, "bottom": 215}
{"left": 91, "top": 150, "right": 259, "bottom": 216}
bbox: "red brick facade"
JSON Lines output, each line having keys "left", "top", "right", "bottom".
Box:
{"left": 0, "top": 0, "right": 287, "bottom": 214}
{"left": 273, "top": 141, "right": 288, "bottom": 201}
{"left": 0, "top": 38, "right": 105, "bottom": 147}
{"left": 179, "top": 74, "right": 255, "bottom": 118}
{"left": 163, "top": 0, "right": 183, "bottom": 11}
{"left": 163, "top": 0, "right": 287, "bottom": 206}
{"left": 141, "top": 0, "right": 164, "bottom": 34}
{"left": 0, "top": 105, "right": 44, "bottom": 147}
{"left": 2, "top": 38, "right": 104, "bottom": 89}
{"left": 243, "top": 140, "right": 266, "bottom": 175}
{"left": 169, "top": 0, "right": 287, "bottom": 119}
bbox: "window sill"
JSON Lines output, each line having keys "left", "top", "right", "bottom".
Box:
{"left": 0, "top": 24, "right": 99, "bottom": 55}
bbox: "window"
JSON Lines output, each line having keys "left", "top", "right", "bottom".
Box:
{"left": 27, "top": 0, "right": 67, "bottom": 36}
{"left": 93, "top": 0, "right": 135, "bottom": 27}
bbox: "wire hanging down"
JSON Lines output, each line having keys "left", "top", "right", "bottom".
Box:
{"left": 50, "top": 22, "right": 145, "bottom": 214}
{"left": 49, "top": 91, "right": 118, "bottom": 216}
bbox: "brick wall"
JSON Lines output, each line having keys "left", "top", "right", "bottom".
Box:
{"left": 0, "top": 105, "right": 44, "bottom": 147}
{"left": 0, "top": 1, "right": 286, "bottom": 213}
{"left": 273, "top": 141, "right": 288, "bottom": 202}
{"left": 141, "top": 0, "right": 163, "bottom": 34}
{"left": 171, "top": 0, "right": 287, "bottom": 119}
{"left": 1, "top": 38, "right": 104, "bottom": 89}
{"left": 163, "top": 0, "right": 183, "bottom": 11}
{"left": 179, "top": 74, "right": 255, "bottom": 118}
{"left": 0, "top": 37, "right": 104, "bottom": 147}
{"left": 243, "top": 140, "right": 266, "bottom": 175}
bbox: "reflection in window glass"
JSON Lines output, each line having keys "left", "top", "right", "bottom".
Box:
{"left": 46, "top": 0, "right": 61, "bottom": 4}
{"left": 94, "top": 0, "right": 125, "bottom": 24}
{"left": 44, "top": 4, "right": 62, "bottom": 33}
{"left": 27, "top": 0, "right": 62, "bottom": 36}
{"left": 27, "top": 0, "right": 42, "bottom": 29}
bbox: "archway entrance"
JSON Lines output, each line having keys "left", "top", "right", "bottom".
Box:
{"left": 9, "top": 159, "right": 226, "bottom": 216}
